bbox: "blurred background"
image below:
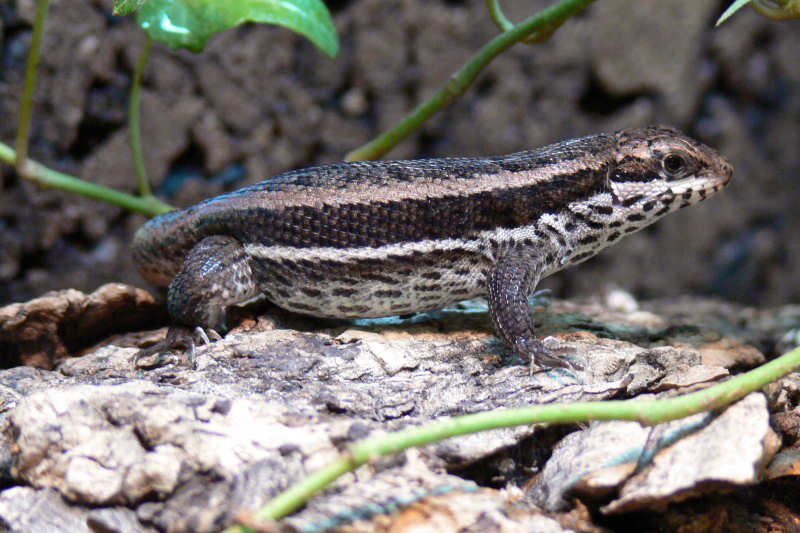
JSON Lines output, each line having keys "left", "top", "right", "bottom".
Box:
{"left": 0, "top": 0, "right": 798, "bottom": 308}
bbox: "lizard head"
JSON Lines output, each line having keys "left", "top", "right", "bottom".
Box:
{"left": 607, "top": 126, "right": 732, "bottom": 218}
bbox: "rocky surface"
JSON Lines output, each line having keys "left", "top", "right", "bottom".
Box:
{"left": 0, "top": 286, "right": 799, "bottom": 531}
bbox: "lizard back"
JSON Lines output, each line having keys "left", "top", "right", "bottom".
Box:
{"left": 133, "top": 132, "right": 615, "bottom": 288}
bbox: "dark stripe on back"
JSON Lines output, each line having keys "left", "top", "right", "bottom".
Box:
{"left": 201, "top": 167, "right": 609, "bottom": 248}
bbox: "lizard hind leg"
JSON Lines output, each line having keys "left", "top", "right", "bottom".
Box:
{"left": 486, "top": 252, "right": 582, "bottom": 371}
{"left": 166, "top": 235, "right": 260, "bottom": 332}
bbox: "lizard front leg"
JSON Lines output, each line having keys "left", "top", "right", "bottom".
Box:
{"left": 486, "top": 249, "right": 578, "bottom": 370}
{"left": 167, "top": 235, "right": 260, "bottom": 332}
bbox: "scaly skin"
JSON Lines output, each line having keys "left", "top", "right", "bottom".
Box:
{"left": 133, "top": 126, "right": 732, "bottom": 369}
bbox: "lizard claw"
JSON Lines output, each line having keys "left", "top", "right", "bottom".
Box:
{"left": 134, "top": 326, "right": 220, "bottom": 369}
{"left": 512, "top": 335, "right": 584, "bottom": 374}
{"left": 528, "top": 288, "right": 553, "bottom": 310}
{"left": 194, "top": 326, "right": 222, "bottom": 346}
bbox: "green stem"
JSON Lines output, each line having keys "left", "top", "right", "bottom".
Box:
{"left": 345, "top": 0, "right": 596, "bottom": 161}
{"left": 0, "top": 142, "right": 172, "bottom": 215}
{"left": 486, "top": 0, "right": 515, "bottom": 30}
{"left": 485, "top": 0, "right": 537, "bottom": 43}
{"left": 15, "top": 0, "right": 50, "bottom": 171}
{"left": 130, "top": 35, "right": 153, "bottom": 197}
{"left": 6, "top": 10, "right": 169, "bottom": 216}
{"left": 224, "top": 346, "right": 800, "bottom": 530}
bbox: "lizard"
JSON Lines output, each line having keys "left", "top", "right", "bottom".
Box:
{"left": 132, "top": 126, "right": 732, "bottom": 369}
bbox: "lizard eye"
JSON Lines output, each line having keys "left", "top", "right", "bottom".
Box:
{"left": 662, "top": 153, "right": 687, "bottom": 177}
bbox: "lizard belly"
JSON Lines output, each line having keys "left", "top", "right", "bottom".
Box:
{"left": 244, "top": 240, "right": 491, "bottom": 318}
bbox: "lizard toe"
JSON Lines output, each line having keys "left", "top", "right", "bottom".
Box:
{"left": 514, "top": 335, "right": 584, "bottom": 372}
{"left": 134, "top": 325, "right": 216, "bottom": 370}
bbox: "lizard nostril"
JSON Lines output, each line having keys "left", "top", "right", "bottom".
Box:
{"left": 722, "top": 160, "right": 733, "bottom": 176}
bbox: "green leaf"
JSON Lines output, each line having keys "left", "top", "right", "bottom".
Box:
{"left": 135, "top": 0, "right": 338, "bottom": 57}
{"left": 113, "top": 0, "right": 148, "bottom": 16}
{"left": 716, "top": 0, "right": 752, "bottom": 26}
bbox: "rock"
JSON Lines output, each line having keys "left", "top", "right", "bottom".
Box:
{"left": 1, "top": 287, "right": 798, "bottom": 530}
{"left": 0, "top": 284, "right": 163, "bottom": 368}
{"left": 529, "top": 393, "right": 779, "bottom": 513}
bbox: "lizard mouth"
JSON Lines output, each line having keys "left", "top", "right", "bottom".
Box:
{"left": 667, "top": 171, "right": 731, "bottom": 196}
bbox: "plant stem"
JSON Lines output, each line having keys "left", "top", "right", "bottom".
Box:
{"left": 15, "top": 0, "right": 50, "bottom": 172}
{"left": 130, "top": 35, "right": 153, "bottom": 197}
{"left": 5, "top": 11, "right": 170, "bottom": 217}
{"left": 485, "top": 0, "right": 538, "bottom": 43}
{"left": 223, "top": 346, "right": 800, "bottom": 530}
{"left": 0, "top": 142, "right": 172, "bottom": 215}
{"left": 486, "top": 0, "right": 515, "bottom": 31}
{"left": 345, "top": 0, "right": 596, "bottom": 161}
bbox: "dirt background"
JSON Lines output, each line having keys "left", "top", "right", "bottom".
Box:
{"left": 0, "top": 0, "right": 799, "bottom": 309}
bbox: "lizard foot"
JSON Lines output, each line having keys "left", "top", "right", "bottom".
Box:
{"left": 134, "top": 326, "right": 219, "bottom": 369}
{"left": 512, "top": 335, "right": 584, "bottom": 374}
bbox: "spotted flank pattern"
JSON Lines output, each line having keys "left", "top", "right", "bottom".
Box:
{"left": 132, "top": 126, "right": 732, "bottom": 366}
{"left": 244, "top": 239, "right": 489, "bottom": 317}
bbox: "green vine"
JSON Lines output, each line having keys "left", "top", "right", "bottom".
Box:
{"left": 6, "top": 0, "right": 593, "bottom": 212}
{"left": 14, "top": 0, "right": 49, "bottom": 173}
{"left": 486, "top": 0, "right": 538, "bottom": 43}
{"left": 0, "top": 142, "right": 172, "bottom": 214}
{"left": 2, "top": 0, "right": 338, "bottom": 217}
{"left": 345, "top": 0, "right": 595, "bottom": 161}
{"left": 2, "top": 0, "right": 171, "bottom": 216}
